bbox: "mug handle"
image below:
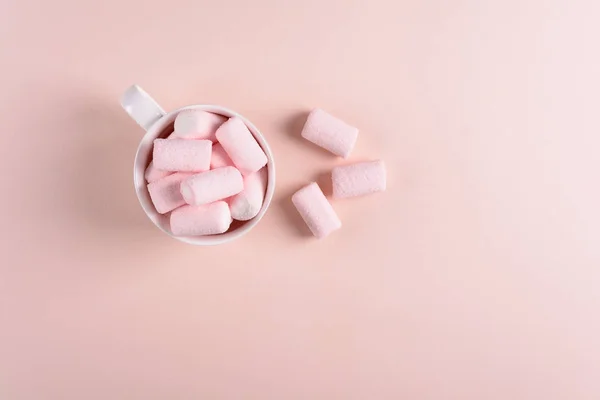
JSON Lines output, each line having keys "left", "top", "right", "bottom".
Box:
{"left": 120, "top": 84, "right": 165, "bottom": 131}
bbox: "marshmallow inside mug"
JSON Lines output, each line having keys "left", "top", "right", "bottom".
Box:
{"left": 133, "top": 106, "right": 275, "bottom": 245}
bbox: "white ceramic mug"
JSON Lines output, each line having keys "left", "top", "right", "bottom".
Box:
{"left": 120, "top": 84, "right": 276, "bottom": 245}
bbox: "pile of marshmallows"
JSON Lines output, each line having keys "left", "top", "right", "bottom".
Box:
{"left": 292, "top": 109, "right": 386, "bottom": 239}
{"left": 145, "top": 110, "right": 268, "bottom": 236}
{"left": 144, "top": 108, "right": 386, "bottom": 240}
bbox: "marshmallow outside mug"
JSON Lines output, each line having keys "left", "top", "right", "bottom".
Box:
{"left": 120, "top": 85, "right": 276, "bottom": 245}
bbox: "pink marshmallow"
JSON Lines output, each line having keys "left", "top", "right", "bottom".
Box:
{"left": 144, "top": 161, "right": 172, "bottom": 183}
{"left": 215, "top": 117, "right": 268, "bottom": 174}
{"left": 301, "top": 109, "right": 359, "bottom": 158}
{"left": 170, "top": 202, "right": 232, "bottom": 236}
{"left": 292, "top": 182, "right": 341, "bottom": 239}
{"left": 144, "top": 132, "right": 177, "bottom": 183}
{"left": 332, "top": 160, "right": 387, "bottom": 198}
{"left": 210, "top": 143, "right": 234, "bottom": 169}
{"left": 173, "top": 110, "right": 227, "bottom": 141}
{"left": 147, "top": 172, "right": 192, "bottom": 214}
{"left": 153, "top": 138, "right": 212, "bottom": 172}
{"left": 229, "top": 168, "right": 267, "bottom": 221}
{"left": 180, "top": 166, "right": 244, "bottom": 206}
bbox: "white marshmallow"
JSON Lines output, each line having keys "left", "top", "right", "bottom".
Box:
{"left": 229, "top": 168, "right": 267, "bottom": 221}
{"left": 174, "top": 110, "right": 227, "bottom": 141}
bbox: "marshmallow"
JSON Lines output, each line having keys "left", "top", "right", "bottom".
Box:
{"left": 174, "top": 110, "right": 227, "bottom": 141}
{"left": 210, "top": 143, "right": 234, "bottom": 169}
{"left": 229, "top": 168, "right": 267, "bottom": 221}
{"left": 153, "top": 138, "right": 212, "bottom": 172}
{"left": 216, "top": 117, "right": 268, "bottom": 174}
{"left": 147, "top": 172, "right": 192, "bottom": 214}
{"left": 332, "top": 160, "right": 387, "bottom": 198}
{"left": 301, "top": 109, "right": 358, "bottom": 158}
{"left": 170, "top": 202, "right": 232, "bottom": 236}
{"left": 180, "top": 166, "right": 244, "bottom": 206}
{"left": 145, "top": 132, "right": 176, "bottom": 182}
{"left": 292, "top": 182, "right": 341, "bottom": 239}
{"left": 144, "top": 161, "right": 172, "bottom": 183}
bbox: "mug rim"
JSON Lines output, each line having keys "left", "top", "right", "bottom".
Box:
{"left": 133, "top": 105, "right": 276, "bottom": 245}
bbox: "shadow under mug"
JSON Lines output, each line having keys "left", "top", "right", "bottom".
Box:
{"left": 120, "top": 84, "right": 276, "bottom": 245}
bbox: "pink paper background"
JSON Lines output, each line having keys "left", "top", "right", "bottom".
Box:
{"left": 1, "top": 0, "right": 599, "bottom": 399}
